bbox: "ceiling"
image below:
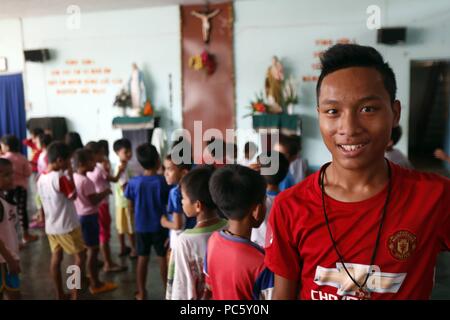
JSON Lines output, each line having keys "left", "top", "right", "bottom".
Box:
{"left": 0, "top": 0, "right": 250, "bottom": 19}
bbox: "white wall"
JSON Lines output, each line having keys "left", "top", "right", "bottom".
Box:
{"left": 0, "top": 19, "right": 24, "bottom": 73}
{"left": 21, "top": 6, "right": 182, "bottom": 159}
{"left": 234, "top": 0, "right": 450, "bottom": 169}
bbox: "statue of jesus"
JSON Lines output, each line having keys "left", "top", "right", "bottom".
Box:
{"left": 191, "top": 9, "right": 220, "bottom": 43}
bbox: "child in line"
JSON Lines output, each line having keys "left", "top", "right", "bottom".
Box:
{"left": 274, "top": 134, "right": 308, "bottom": 186}
{"left": 22, "top": 127, "right": 44, "bottom": 174}
{"left": 0, "top": 135, "right": 37, "bottom": 244}
{"left": 205, "top": 165, "right": 274, "bottom": 300}
{"left": 251, "top": 151, "right": 289, "bottom": 247}
{"left": 113, "top": 138, "right": 137, "bottom": 258}
{"left": 161, "top": 154, "right": 195, "bottom": 260}
{"left": 239, "top": 141, "right": 258, "bottom": 167}
{"left": 86, "top": 141, "right": 125, "bottom": 272}
{"left": 385, "top": 126, "right": 413, "bottom": 169}
{"left": 72, "top": 148, "right": 117, "bottom": 295}
{"left": 0, "top": 159, "right": 21, "bottom": 300}
{"left": 65, "top": 132, "right": 84, "bottom": 155}
{"left": 37, "top": 142, "right": 86, "bottom": 300}
{"left": 30, "top": 133, "right": 53, "bottom": 229}
{"left": 166, "top": 165, "right": 227, "bottom": 300}
{"left": 125, "top": 143, "right": 170, "bottom": 300}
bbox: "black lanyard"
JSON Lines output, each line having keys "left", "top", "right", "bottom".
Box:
{"left": 319, "top": 160, "right": 392, "bottom": 299}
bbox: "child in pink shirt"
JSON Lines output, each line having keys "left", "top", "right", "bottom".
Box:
{"left": 72, "top": 148, "right": 117, "bottom": 295}
{"left": 0, "top": 135, "right": 37, "bottom": 244}
{"left": 86, "top": 141, "right": 125, "bottom": 272}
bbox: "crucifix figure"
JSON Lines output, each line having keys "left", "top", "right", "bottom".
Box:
{"left": 191, "top": 9, "right": 220, "bottom": 43}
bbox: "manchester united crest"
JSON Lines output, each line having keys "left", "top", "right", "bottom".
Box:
{"left": 388, "top": 230, "right": 417, "bottom": 260}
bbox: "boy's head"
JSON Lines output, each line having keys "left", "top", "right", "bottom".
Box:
{"left": 85, "top": 141, "right": 103, "bottom": 162}
{"left": 73, "top": 148, "right": 96, "bottom": 173}
{"left": 244, "top": 141, "right": 258, "bottom": 160}
{"left": 31, "top": 128, "right": 44, "bottom": 143}
{"left": 98, "top": 140, "right": 109, "bottom": 157}
{"left": 180, "top": 165, "right": 216, "bottom": 218}
{"left": 274, "top": 134, "right": 301, "bottom": 162}
{"left": 0, "top": 135, "right": 20, "bottom": 153}
{"left": 0, "top": 159, "right": 14, "bottom": 191}
{"left": 47, "top": 141, "right": 72, "bottom": 171}
{"left": 164, "top": 154, "right": 192, "bottom": 186}
{"left": 65, "top": 132, "right": 83, "bottom": 154}
{"left": 258, "top": 151, "right": 289, "bottom": 187}
{"left": 209, "top": 165, "right": 266, "bottom": 227}
{"left": 136, "top": 143, "right": 160, "bottom": 170}
{"left": 113, "top": 138, "right": 132, "bottom": 163}
{"left": 316, "top": 44, "right": 401, "bottom": 171}
{"left": 38, "top": 133, "right": 53, "bottom": 149}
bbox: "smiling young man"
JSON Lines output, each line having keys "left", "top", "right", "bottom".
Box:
{"left": 264, "top": 44, "right": 449, "bottom": 300}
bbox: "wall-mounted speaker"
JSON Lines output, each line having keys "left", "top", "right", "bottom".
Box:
{"left": 24, "top": 49, "right": 50, "bottom": 62}
{"left": 377, "top": 27, "right": 407, "bottom": 45}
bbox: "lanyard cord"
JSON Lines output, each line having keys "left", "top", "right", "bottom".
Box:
{"left": 319, "top": 160, "right": 392, "bottom": 291}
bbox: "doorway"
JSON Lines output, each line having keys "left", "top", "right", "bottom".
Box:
{"left": 408, "top": 60, "right": 450, "bottom": 175}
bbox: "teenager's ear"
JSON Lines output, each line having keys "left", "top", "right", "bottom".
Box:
{"left": 392, "top": 100, "right": 401, "bottom": 127}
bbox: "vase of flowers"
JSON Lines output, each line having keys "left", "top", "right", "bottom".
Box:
{"left": 243, "top": 92, "right": 270, "bottom": 118}
{"left": 283, "top": 76, "right": 299, "bottom": 115}
{"left": 114, "top": 89, "right": 132, "bottom": 116}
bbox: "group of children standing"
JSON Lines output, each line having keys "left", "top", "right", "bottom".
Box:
{"left": 0, "top": 127, "right": 308, "bottom": 300}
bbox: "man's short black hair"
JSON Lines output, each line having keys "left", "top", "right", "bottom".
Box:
{"left": 47, "top": 141, "right": 71, "bottom": 164}
{"left": 38, "top": 133, "right": 53, "bottom": 148}
{"left": 136, "top": 143, "right": 160, "bottom": 170}
{"left": 391, "top": 126, "right": 402, "bottom": 146}
{"left": 72, "top": 148, "right": 94, "bottom": 170}
{"left": 113, "top": 138, "right": 132, "bottom": 153}
{"left": 85, "top": 141, "right": 101, "bottom": 154}
{"left": 316, "top": 44, "right": 397, "bottom": 103}
{"left": 278, "top": 134, "right": 301, "bottom": 157}
{"left": 258, "top": 151, "right": 289, "bottom": 186}
{"left": 181, "top": 165, "right": 216, "bottom": 210}
{"left": 0, "top": 158, "right": 12, "bottom": 169}
{"left": 98, "top": 140, "right": 109, "bottom": 157}
{"left": 31, "top": 128, "right": 44, "bottom": 137}
{"left": 1, "top": 135, "right": 20, "bottom": 153}
{"left": 209, "top": 165, "right": 266, "bottom": 221}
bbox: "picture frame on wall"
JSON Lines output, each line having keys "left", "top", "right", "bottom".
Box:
{"left": 0, "top": 57, "right": 7, "bottom": 72}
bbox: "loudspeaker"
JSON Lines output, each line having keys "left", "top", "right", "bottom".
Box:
{"left": 377, "top": 27, "right": 406, "bottom": 45}
{"left": 24, "top": 49, "right": 50, "bottom": 62}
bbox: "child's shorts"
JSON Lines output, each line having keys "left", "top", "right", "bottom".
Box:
{"left": 136, "top": 229, "right": 168, "bottom": 257}
{"left": 98, "top": 202, "right": 111, "bottom": 245}
{"left": 0, "top": 263, "right": 20, "bottom": 292}
{"left": 116, "top": 207, "right": 134, "bottom": 235}
{"left": 79, "top": 213, "right": 100, "bottom": 247}
{"left": 47, "top": 227, "right": 85, "bottom": 255}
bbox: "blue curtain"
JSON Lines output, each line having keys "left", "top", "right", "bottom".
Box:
{"left": 0, "top": 73, "right": 27, "bottom": 155}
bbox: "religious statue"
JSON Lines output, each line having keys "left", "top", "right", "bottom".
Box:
{"left": 265, "top": 56, "right": 284, "bottom": 113}
{"left": 191, "top": 9, "right": 220, "bottom": 43}
{"left": 128, "top": 63, "right": 147, "bottom": 116}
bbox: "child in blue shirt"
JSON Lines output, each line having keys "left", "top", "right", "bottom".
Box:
{"left": 124, "top": 143, "right": 170, "bottom": 300}
{"left": 161, "top": 154, "right": 196, "bottom": 252}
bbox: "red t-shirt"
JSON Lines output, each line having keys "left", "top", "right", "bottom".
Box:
{"left": 265, "top": 162, "right": 450, "bottom": 300}
{"left": 205, "top": 231, "right": 274, "bottom": 300}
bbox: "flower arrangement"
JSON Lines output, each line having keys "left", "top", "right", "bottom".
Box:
{"left": 189, "top": 50, "right": 217, "bottom": 75}
{"left": 243, "top": 92, "right": 270, "bottom": 118}
{"left": 283, "top": 76, "right": 299, "bottom": 106}
{"left": 113, "top": 89, "right": 131, "bottom": 116}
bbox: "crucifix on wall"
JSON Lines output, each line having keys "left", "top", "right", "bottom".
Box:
{"left": 191, "top": 8, "right": 220, "bottom": 43}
